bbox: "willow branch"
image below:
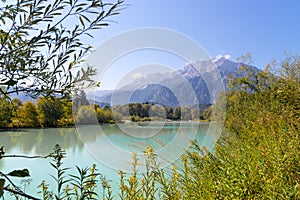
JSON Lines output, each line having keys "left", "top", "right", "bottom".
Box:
{"left": 3, "top": 187, "right": 41, "bottom": 200}
{"left": 1, "top": 155, "right": 49, "bottom": 159}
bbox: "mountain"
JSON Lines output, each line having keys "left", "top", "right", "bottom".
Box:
{"left": 89, "top": 56, "right": 259, "bottom": 107}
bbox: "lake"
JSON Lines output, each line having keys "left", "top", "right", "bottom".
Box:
{"left": 0, "top": 122, "right": 222, "bottom": 198}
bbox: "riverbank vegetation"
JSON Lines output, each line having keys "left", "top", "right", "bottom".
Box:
{"left": 1, "top": 54, "right": 299, "bottom": 199}
{"left": 0, "top": 95, "right": 211, "bottom": 128}
{"left": 169, "top": 54, "right": 299, "bottom": 199}
{"left": 106, "top": 55, "right": 299, "bottom": 199}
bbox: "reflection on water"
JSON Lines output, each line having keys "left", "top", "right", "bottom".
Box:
{"left": 0, "top": 123, "right": 214, "bottom": 157}
{"left": 0, "top": 128, "right": 84, "bottom": 155}
{"left": 0, "top": 122, "right": 219, "bottom": 197}
{"left": 76, "top": 122, "right": 214, "bottom": 171}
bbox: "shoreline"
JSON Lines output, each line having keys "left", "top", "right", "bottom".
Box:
{"left": 0, "top": 120, "right": 212, "bottom": 131}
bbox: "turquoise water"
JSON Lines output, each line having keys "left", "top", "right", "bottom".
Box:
{"left": 0, "top": 122, "right": 220, "bottom": 198}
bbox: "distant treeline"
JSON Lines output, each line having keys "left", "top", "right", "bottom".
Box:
{"left": 0, "top": 96, "right": 73, "bottom": 128}
{"left": 0, "top": 90, "right": 212, "bottom": 128}
{"left": 113, "top": 102, "right": 211, "bottom": 122}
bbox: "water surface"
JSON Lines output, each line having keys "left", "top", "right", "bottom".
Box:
{"left": 0, "top": 122, "right": 219, "bottom": 198}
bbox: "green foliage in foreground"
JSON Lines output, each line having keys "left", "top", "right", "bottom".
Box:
{"left": 0, "top": 0, "right": 124, "bottom": 98}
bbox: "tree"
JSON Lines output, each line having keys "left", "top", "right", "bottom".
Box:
{"left": 165, "top": 106, "right": 173, "bottom": 119}
{"left": 181, "top": 107, "right": 191, "bottom": 121}
{"left": 73, "top": 89, "right": 90, "bottom": 111}
{"left": 225, "top": 54, "right": 300, "bottom": 133}
{"left": 0, "top": 0, "right": 124, "bottom": 99}
{"left": 58, "top": 99, "right": 74, "bottom": 126}
{"left": 129, "top": 103, "right": 142, "bottom": 117}
{"left": 96, "top": 107, "right": 114, "bottom": 123}
{"left": 0, "top": 95, "right": 13, "bottom": 127}
{"left": 16, "top": 101, "right": 40, "bottom": 127}
{"left": 141, "top": 103, "right": 150, "bottom": 118}
{"left": 278, "top": 53, "right": 300, "bottom": 82}
{"left": 11, "top": 98, "right": 23, "bottom": 108}
{"left": 11, "top": 98, "right": 23, "bottom": 119}
{"left": 150, "top": 105, "right": 165, "bottom": 119}
{"left": 75, "top": 105, "right": 98, "bottom": 124}
{"left": 37, "top": 97, "right": 64, "bottom": 127}
{"left": 173, "top": 107, "right": 181, "bottom": 120}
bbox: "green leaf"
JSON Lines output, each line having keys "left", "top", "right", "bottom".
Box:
{"left": 0, "top": 179, "right": 5, "bottom": 197}
{"left": 79, "top": 16, "right": 85, "bottom": 27}
{"left": 44, "top": 4, "right": 51, "bottom": 15}
{"left": 7, "top": 169, "right": 30, "bottom": 177}
{"left": 68, "top": 61, "right": 75, "bottom": 70}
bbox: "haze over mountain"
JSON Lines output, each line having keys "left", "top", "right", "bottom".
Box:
{"left": 89, "top": 56, "right": 258, "bottom": 107}
{"left": 9, "top": 56, "right": 258, "bottom": 106}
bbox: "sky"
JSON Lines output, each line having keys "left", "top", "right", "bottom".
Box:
{"left": 84, "top": 0, "right": 300, "bottom": 90}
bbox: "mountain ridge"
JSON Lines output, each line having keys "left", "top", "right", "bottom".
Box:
{"left": 8, "top": 56, "right": 259, "bottom": 106}
{"left": 90, "top": 56, "right": 259, "bottom": 107}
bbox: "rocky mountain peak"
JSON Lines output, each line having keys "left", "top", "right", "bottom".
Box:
{"left": 90, "top": 56, "right": 260, "bottom": 107}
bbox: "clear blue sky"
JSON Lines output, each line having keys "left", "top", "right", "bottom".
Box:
{"left": 87, "top": 0, "right": 300, "bottom": 89}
